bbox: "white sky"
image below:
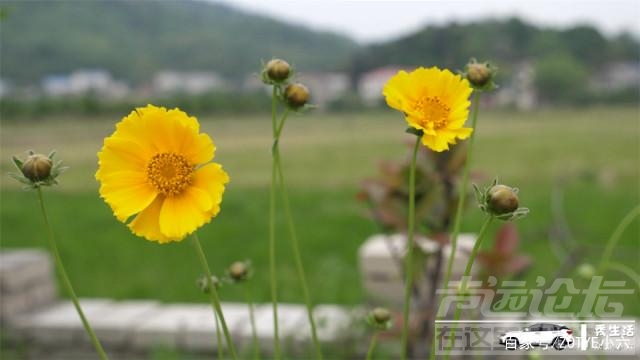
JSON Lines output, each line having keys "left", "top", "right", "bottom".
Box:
{"left": 214, "top": 0, "right": 640, "bottom": 43}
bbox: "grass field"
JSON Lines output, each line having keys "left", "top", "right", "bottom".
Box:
{"left": 1, "top": 106, "right": 638, "bottom": 315}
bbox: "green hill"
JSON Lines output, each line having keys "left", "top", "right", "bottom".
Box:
{"left": 0, "top": 0, "right": 358, "bottom": 85}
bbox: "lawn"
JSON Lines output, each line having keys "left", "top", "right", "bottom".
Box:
{"left": 1, "top": 106, "right": 638, "bottom": 315}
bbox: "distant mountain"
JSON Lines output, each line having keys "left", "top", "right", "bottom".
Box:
{"left": 0, "top": 0, "right": 358, "bottom": 85}
{"left": 349, "top": 18, "right": 639, "bottom": 77}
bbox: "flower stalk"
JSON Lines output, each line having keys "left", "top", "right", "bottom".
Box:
{"left": 36, "top": 188, "right": 108, "bottom": 360}
{"left": 400, "top": 135, "right": 422, "bottom": 360}
{"left": 443, "top": 215, "right": 493, "bottom": 360}
{"left": 269, "top": 85, "right": 282, "bottom": 359}
{"left": 192, "top": 233, "right": 237, "bottom": 360}
{"left": 245, "top": 284, "right": 260, "bottom": 360}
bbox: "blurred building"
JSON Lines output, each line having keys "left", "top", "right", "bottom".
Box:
{"left": 358, "top": 66, "right": 410, "bottom": 106}
{"left": 153, "top": 71, "right": 226, "bottom": 95}
{"left": 495, "top": 62, "right": 538, "bottom": 111}
{"left": 41, "top": 69, "right": 129, "bottom": 98}
{"left": 592, "top": 62, "right": 640, "bottom": 92}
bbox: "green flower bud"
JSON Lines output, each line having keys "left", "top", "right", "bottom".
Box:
{"left": 487, "top": 184, "right": 519, "bottom": 215}
{"left": 466, "top": 63, "right": 491, "bottom": 87}
{"left": 196, "top": 275, "right": 221, "bottom": 294}
{"left": 265, "top": 59, "right": 291, "bottom": 83}
{"left": 21, "top": 154, "right": 52, "bottom": 182}
{"left": 372, "top": 307, "right": 391, "bottom": 324}
{"left": 284, "top": 83, "right": 310, "bottom": 109}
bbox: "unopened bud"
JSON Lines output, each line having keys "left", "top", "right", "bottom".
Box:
{"left": 265, "top": 59, "right": 291, "bottom": 83}
{"left": 487, "top": 185, "right": 519, "bottom": 215}
{"left": 21, "top": 154, "right": 52, "bottom": 182}
{"left": 466, "top": 63, "right": 492, "bottom": 87}
{"left": 372, "top": 307, "right": 391, "bottom": 324}
{"left": 577, "top": 263, "right": 596, "bottom": 280}
{"left": 196, "top": 275, "right": 221, "bottom": 293}
{"left": 285, "top": 83, "right": 310, "bottom": 109}
{"left": 228, "top": 261, "right": 248, "bottom": 281}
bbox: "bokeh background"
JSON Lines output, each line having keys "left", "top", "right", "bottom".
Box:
{"left": 1, "top": 0, "right": 638, "bottom": 317}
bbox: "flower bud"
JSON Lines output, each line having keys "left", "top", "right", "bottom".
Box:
{"left": 21, "top": 154, "right": 52, "bottom": 182}
{"left": 487, "top": 185, "right": 519, "bottom": 215}
{"left": 265, "top": 59, "right": 291, "bottom": 83}
{"left": 466, "top": 63, "right": 491, "bottom": 87}
{"left": 196, "top": 275, "right": 221, "bottom": 294}
{"left": 228, "top": 261, "right": 248, "bottom": 281}
{"left": 284, "top": 83, "right": 310, "bottom": 109}
{"left": 372, "top": 307, "right": 391, "bottom": 324}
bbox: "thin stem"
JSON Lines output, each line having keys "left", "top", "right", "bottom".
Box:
{"left": 444, "top": 216, "right": 493, "bottom": 360}
{"left": 245, "top": 284, "right": 260, "bottom": 360}
{"left": 273, "top": 110, "right": 323, "bottom": 359}
{"left": 365, "top": 332, "right": 379, "bottom": 360}
{"left": 192, "top": 234, "right": 238, "bottom": 360}
{"left": 215, "top": 312, "right": 224, "bottom": 359}
{"left": 274, "top": 151, "right": 323, "bottom": 359}
{"left": 431, "top": 92, "right": 481, "bottom": 360}
{"left": 442, "top": 92, "right": 482, "bottom": 294}
{"left": 36, "top": 188, "right": 108, "bottom": 360}
{"left": 400, "top": 136, "right": 421, "bottom": 360}
{"left": 269, "top": 85, "right": 282, "bottom": 359}
{"left": 597, "top": 204, "right": 640, "bottom": 274}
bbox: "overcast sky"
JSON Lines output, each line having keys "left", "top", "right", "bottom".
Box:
{"left": 214, "top": 0, "right": 640, "bottom": 43}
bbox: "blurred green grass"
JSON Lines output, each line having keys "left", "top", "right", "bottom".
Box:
{"left": 1, "top": 106, "right": 638, "bottom": 314}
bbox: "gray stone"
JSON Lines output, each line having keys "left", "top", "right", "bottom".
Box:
{"left": 238, "top": 303, "right": 306, "bottom": 352}
{"left": 183, "top": 302, "right": 257, "bottom": 352}
{"left": 12, "top": 299, "right": 113, "bottom": 344}
{"left": 0, "top": 249, "right": 53, "bottom": 292}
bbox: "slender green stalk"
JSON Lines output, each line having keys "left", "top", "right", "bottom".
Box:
{"left": 274, "top": 150, "right": 323, "bottom": 359}
{"left": 192, "top": 234, "right": 238, "bottom": 360}
{"left": 36, "top": 188, "right": 108, "bottom": 360}
{"left": 215, "top": 312, "right": 224, "bottom": 359}
{"left": 400, "top": 136, "right": 422, "bottom": 360}
{"left": 245, "top": 284, "right": 260, "bottom": 360}
{"left": 442, "top": 92, "right": 482, "bottom": 294}
{"left": 444, "top": 216, "right": 493, "bottom": 360}
{"left": 269, "top": 85, "right": 282, "bottom": 359}
{"left": 365, "top": 332, "right": 379, "bottom": 360}
{"left": 431, "top": 92, "right": 482, "bottom": 360}
{"left": 597, "top": 204, "right": 640, "bottom": 274}
{"left": 272, "top": 108, "right": 323, "bottom": 359}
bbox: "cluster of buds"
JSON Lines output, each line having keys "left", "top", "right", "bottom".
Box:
{"left": 462, "top": 58, "right": 498, "bottom": 91}
{"left": 225, "top": 260, "right": 254, "bottom": 283}
{"left": 10, "top": 150, "right": 67, "bottom": 189}
{"left": 196, "top": 275, "right": 222, "bottom": 294}
{"left": 366, "top": 307, "right": 393, "bottom": 331}
{"left": 474, "top": 179, "right": 529, "bottom": 221}
{"left": 261, "top": 58, "right": 311, "bottom": 111}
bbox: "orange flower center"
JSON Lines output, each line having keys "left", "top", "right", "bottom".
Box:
{"left": 146, "top": 152, "right": 193, "bottom": 196}
{"left": 414, "top": 96, "right": 451, "bottom": 129}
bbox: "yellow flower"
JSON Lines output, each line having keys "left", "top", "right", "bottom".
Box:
{"left": 96, "top": 105, "right": 229, "bottom": 243}
{"left": 383, "top": 67, "right": 473, "bottom": 152}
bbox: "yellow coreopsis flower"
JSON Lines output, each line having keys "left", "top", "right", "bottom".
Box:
{"left": 96, "top": 105, "right": 229, "bottom": 243}
{"left": 383, "top": 67, "right": 473, "bottom": 152}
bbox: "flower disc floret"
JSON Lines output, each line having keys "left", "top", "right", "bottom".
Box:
{"left": 96, "top": 104, "right": 229, "bottom": 243}
{"left": 383, "top": 67, "right": 473, "bottom": 152}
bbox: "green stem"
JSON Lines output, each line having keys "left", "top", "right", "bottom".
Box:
{"left": 245, "top": 284, "right": 260, "bottom": 360}
{"left": 36, "top": 188, "right": 108, "bottom": 360}
{"left": 274, "top": 151, "right": 323, "bottom": 359}
{"left": 400, "top": 136, "right": 421, "bottom": 360}
{"left": 444, "top": 216, "right": 493, "bottom": 360}
{"left": 215, "top": 312, "right": 224, "bottom": 359}
{"left": 365, "top": 332, "right": 379, "bottom": 360}
{"left": 269, "top": 85, "right": 282, "bottom": 359}
{"left": 192, "top": 234, "right": 238, "bottom": 360}
{"left": 431, "top": 92, "right": 481, "bottom": 360}
{"left": 273, "top": 110, "right": 323, "bottom": 359}
{"left": 442, "top": 92, "right": 482, "bottom": 295}
{"left": 597, "top": 204, "right": 640, "bottom": 275}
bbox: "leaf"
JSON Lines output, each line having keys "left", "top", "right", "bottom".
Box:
{"left": 12, "top": 156, "right": 23, "bottom": 169}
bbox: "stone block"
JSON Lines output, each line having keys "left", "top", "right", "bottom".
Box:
{"left": 0, "top": 249, "right": 53, "bottom": 292}
{"left": 12, "top": 299, "right": 113, "bottom": 344}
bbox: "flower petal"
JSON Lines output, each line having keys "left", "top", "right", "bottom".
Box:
{"left": 158, "top": 192, "right": 212, "bottom": 239}
{"left": 128, "top": 196, "right": 180, "bottom": 244}
{"left": 99, "top": 171, "right": 157, "bottom": 222}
